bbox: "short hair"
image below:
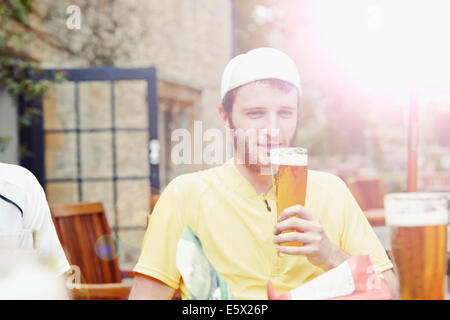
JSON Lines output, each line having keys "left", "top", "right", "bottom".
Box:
{"left": 222, "top": 78, "right": 300, "bottom": 116}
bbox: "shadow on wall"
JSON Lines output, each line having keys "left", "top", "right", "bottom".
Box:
{"left": 0, "top": 90, "right": 19, "bottom": 164}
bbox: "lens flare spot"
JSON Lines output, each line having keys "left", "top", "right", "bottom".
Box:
{"left": 95, "top": 235, "right": 118, "bottom": 261}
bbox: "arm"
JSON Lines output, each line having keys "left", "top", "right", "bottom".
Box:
{"left": 381, "top": 269, "right": 400, "bottom": 300}
{"left": 267, "top": 267, "right": 399, "bottom": 300}
{"left": 132, "top": 177, "right": 194, "bottom": 300}
{"left": 128, "top": 273, "right": 175, "bottom": 300}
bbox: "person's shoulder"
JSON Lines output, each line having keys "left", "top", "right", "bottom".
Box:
{"left": 0, "top": 163, "right": 43, "bottom": 215}
{"left": 0, "top": 162, "right": 40, "bottom": 190}
{"left": 308, "top": 170, "right": 347, "bottom": 190}
{"left": 163, "top": 165, "right": 225, "bottom": 196}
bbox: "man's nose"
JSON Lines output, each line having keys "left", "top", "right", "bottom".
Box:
{"left": 263, "top": 112, "right": 281, "bottom": 144}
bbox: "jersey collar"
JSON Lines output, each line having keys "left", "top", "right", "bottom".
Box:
{"left": 0, "top": 180, "right": 25, "bottom": 217}
{"left": 224, "top": 158, "right": 276, "bottom": 201}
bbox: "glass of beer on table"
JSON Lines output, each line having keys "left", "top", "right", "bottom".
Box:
{"left": 384, "top": 193, "right": 449, "bottom": 300}
{"left": 270, "top": 148, "right": 308, "bottom": 247}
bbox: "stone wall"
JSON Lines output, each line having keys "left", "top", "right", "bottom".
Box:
{"left": 27, "top": 1, "right": 232, "bottom": 269}
{"left": 0, "top": 91, "right": 19, "bottom": 164}
{"left": 30, "top": 0, "right": 233, "bottom": 175}
{"left": 30, "top": 0, "right": 232, "bottom": 134}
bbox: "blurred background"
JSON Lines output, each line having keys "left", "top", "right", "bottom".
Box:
{"left": 1, "top": 0, "right": 449, "bottom": 272}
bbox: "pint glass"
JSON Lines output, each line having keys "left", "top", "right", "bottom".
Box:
{"left": 270, "top": 148, "right": 308, "bottom": 247}
{"left": 384, "top": 193, "right": 449, "bottom": 300}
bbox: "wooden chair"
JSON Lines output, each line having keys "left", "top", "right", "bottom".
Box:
{"left": 50, "top": 202, "right": 133, "bottom": 300}
{"left": 420, "top": 171, "right": 450, "bottom": 192}
{"left": 346, "top": 176, "right": 387, "bottom": 227}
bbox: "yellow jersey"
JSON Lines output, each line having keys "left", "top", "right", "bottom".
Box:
{"left": 133, "top": 159, "right": 393, "bottom": 299}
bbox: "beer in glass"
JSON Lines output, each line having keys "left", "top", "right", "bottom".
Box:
{"left": 384, "top": 193, "right": 449, "bottom": 300}
{"left": 270, "top": 148, "right": 308, "bottom": 247}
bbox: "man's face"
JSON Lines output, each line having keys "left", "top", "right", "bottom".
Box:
{"left": 228, "top": 81, "right": 299, "bottom": 173}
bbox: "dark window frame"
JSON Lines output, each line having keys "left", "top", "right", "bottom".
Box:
{"left": 20, "top": 67, "right": 160, "bottom": 235}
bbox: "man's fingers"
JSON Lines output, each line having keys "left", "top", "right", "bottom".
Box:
{"left": 275, "top": 244, "right": 316, "bottom": 256}
{"left": 273, "top": 217, "right": 319, "bottom": 235}
{"left": 273, "top": 231, "right": 319, "bottom": 245}
{"left": 278, "top": 205, "right": 316, "bottom": 222}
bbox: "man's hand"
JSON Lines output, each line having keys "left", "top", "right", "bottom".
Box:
{"left": 273, "top": 204, "right": 350, "bottom": 271}
{"left": 267, "top": 280, "right": 290, "bottom": 300}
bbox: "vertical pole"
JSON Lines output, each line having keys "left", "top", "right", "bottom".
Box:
{"left": 111, "top": 80, "right": 118, "bottom": 239}
{"left": 148, "top": 68, "right": 160, "bottom": 192}
{"left": 230, "top": 0, "right": 238, "bottom": 57}
{"left": 75, "top": 81, "right": 82, "bottom": 201}
{"left": 407, "top": 92, "right": 419, "bottom": 192}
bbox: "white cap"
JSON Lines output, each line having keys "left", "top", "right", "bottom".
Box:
{"left": 221, "top": 47, "right": 301, "bottom": 101}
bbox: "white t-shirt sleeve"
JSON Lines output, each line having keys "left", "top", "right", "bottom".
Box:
{"left": 22, "top": 171, "right": 71, "bottom": 276}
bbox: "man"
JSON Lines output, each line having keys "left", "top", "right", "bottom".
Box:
{"left": 0, "top": 162, "right": 70, "bottom": 276}
{"left": 129, "top": 47, "right": 398, "bottom": 300}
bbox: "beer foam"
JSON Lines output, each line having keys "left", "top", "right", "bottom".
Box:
{"left": 385, "top": 193, "right": 450, "bottom": 226}
{"left": 270, "top": 151, "right": 307, "bottom": 166}
{"left": 386, "top": 209, "right": 449, "bottom": 227}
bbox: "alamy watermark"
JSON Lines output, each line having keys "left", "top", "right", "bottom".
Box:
{"left": 66, "top": 265, "right": 81, "bottom": 290}
{"left": 66, "top": 5, "right": 81, "bottom": 30}
{"left": 170, "top": 121, "right": 281, "bottom": 175}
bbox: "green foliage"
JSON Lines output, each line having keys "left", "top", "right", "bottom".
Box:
{"left": 235, "top": 1, "right": 385, "bottom": 168}
{"left": 0, "top": 0, "right": 64, "bottom": 154}
{"left": 0, "top": 136, "right": 11, "bottom": 153}
{"left": 6, "top": 0, "right": 34, "bottom": 24}
{"left": 235, "top": 0, "right": 280, "bottom": 54}
{"left": 0, "top": 0, "right": 58, "bottom": 102}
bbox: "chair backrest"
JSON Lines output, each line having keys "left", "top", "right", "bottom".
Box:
{"left": 346, "top": 176, "right": 387, "bottom": 211}
{"left": 421, "top": 172, "right": 450, "bottom": 190}
{"left": 50, "top": 202, "right": 122, "bottom": 284}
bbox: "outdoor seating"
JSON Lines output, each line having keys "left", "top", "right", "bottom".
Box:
{"left": 346, "top": 176, "right": 387, "bottom": 227}
{"left": 420, "top": 172, "right": 450, "bottom": 192}
{"left": 2, "top": 0, "right": 449, "bottom": 302}
{"left": 50, "top": 202, "right": 133, "bottom": 300}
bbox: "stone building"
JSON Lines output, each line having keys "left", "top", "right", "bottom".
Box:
{"left": 0, "top": 0, "right": 233, "bottom": 267}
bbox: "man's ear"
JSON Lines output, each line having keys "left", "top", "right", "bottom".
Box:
{"left": 218, "top": 105, "right": 231, "bottom": 129}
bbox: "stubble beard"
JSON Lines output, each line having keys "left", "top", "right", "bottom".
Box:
{"left": 229, "top": 119, "right": 298, "bottom": 175}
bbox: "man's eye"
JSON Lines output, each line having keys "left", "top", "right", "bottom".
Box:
{"left": 279, "top": 110, "right": 294, "bottom": 117}
{"left": 247, "top": 111, "right": 264, "bottom": 118}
